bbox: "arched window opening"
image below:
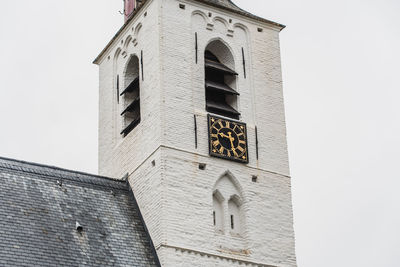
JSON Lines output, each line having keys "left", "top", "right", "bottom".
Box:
{"left": 228, "top": 195, "right": 242, "bottom": 235}
{"left": 213, "top": 190, "right": 224, "bottom": 232}
{"left": 204, "top": 40, "right": 240, "bottom": 119}
{"left": 120, "top": 55, "right": 141, "bottom": 136}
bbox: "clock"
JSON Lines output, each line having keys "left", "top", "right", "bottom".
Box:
{"left": 208, "top": 115, "right": 249, "bottom": 163}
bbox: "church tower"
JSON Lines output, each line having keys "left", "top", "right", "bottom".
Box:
{"left": 94, "top": 0, "right": 297, "bottom": 266}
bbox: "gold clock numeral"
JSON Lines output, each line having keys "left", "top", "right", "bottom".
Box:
{"left": 232, "top": 149, "right": 239, "bottom": 157}
{"left": 219, "top": 146, "right": 224, "bottom": 154}
{"left": 227, "top": 150, "right": 232, "bottom": 157}
{"left": 211, "top": 133, "right": 218, "bottom": 138}
{"left": 239, "top": 140, "right": 246, "bottom": 145}
{"left": 218, "top": 121, "right": 224, "bottom": 128}
{"left": 213, "top": 140, "right": 220, "bottom": 147}
{"left": 237, "top": 146, "right": 245, "bottom": 153}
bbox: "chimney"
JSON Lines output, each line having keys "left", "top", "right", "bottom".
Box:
{"left": 124, "top": 0, "right": 136, "bottom": 22}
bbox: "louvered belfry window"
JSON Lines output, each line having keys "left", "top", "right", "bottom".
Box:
{"left": 120, "top": 56, "right": 141, "bottom": 136}
{"left": 205, "top": 50, "right": 240, "bottom": 119}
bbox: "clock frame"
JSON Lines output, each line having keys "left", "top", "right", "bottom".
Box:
{"left": 207, "top": 114, "right": 249, "bottom": 163}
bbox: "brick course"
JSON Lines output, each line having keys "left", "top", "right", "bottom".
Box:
{"left": 97, "top": 0, "right": 296, "bottom": 266}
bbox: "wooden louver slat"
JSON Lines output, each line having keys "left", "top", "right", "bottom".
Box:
{"left": 205, "top": 80, "right": 239, "bottom": 95}
{"left": 120, "top": 97, "right": 140, "bottom": 116}
{"left": 205, "top": 59, "right": 238, "bottom": 76}
{"left": 120, "top": 117, "right": 141, "bottom": 136}
{"left": 206, "top": 100, "right": 240, "bottom": 117}
{"left": 120, "top": 77, "right": 139, "bottom": 96}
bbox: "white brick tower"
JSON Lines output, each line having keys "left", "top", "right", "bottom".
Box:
{"left": 94, "top": 0, "right": 297, "bottom": 266}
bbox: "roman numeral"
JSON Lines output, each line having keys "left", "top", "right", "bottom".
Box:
{"left": 237, "top": 146, "right": 245, "bottom": 152}
{"left": 232, "top": 149, "right": 239, "bottom": 157}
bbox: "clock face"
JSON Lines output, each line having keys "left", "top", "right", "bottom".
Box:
{"left": 208, "top": 115, "right": 249, "bottom": 163}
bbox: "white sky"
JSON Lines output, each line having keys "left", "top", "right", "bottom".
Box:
{"left": 0, "top": 0, "right": 399, "bottom": 266}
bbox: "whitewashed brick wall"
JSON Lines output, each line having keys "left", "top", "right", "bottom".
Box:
{"left": 96, "top": 0, "right": 296, "bottom": 266}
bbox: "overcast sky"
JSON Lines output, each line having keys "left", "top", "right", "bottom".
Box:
{"left": 0, "top": 0, "right": 399, "bottom": 266}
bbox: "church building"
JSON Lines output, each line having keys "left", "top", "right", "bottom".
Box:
{"left": 0, "top": 0, "right": 296, "bottom": 266}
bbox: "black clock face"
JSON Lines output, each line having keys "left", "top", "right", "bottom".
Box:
{"left": 208, "top": 115, "right": 248, "bottom": 163}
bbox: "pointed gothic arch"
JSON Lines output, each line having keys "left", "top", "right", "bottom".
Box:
{"left": 212, "top": 171, "right": 245, "bottom": 236}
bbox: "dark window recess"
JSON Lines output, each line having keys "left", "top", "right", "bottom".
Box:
{"left": 205, "top": 51, "right": 240, "bottom": 119}
{"left": 117, "top": 75, "right": 120, "bottom": 103}
{"left": 230, "top": 215, "right": 235, "bottom": 229}
{"left": 140, "top": 50, "right": 144, "bottom": 81}
{"left": 195, "top": 32, "right": 198, "bottom": 64}
{"left": 194, "top": 115, "right": 198, "bottom": 149}
{"left": 121, "top": 56, "right": 141, "bottom": 137}
{"left": 213, "top": 211, "right": 216, "bottom": 226}
{"left": 242, "top": 47, "right": 246, "bottom": 79}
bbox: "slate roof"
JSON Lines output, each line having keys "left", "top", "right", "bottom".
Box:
{"left": 0, "top": 156, "right": 160, "bottom": 267}
{"left": 93, "top": 0, "right": 285, "bottom": 64}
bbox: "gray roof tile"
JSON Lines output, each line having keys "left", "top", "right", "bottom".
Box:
{"left": 0, "top": 157, "right": 160, "bottom": 267}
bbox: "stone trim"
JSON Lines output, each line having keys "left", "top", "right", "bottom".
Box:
{"left": 158, "top": 244, "right": 278, "bottom": 267}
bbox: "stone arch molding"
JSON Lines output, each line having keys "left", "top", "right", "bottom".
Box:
{"left": 213, "top": 170, "right": 244, "bottom": 198}
{"left": 123, "top": 35, "right": 133, "bottom": 50}
{"left": 192, "top": 10, "right": 209, "bottom": 23}
{"left": 212, "top": 170, "right": 246, "bottom": 236}
{"left": 213, "top": 16, "right": 229, "bottom": 34}
{"left": 123, "top": 54, "right": 140, "bottom": 87}
{"left": 205, "top": 37, "right": 236, "bottom": 69}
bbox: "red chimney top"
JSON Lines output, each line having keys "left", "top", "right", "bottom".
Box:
{"left": 124, "top": 0, "right": 136, "bottom": 22}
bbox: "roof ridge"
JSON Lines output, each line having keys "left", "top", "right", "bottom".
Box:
{"left": 0, "top": 156, "right": 126, "bottom": 189}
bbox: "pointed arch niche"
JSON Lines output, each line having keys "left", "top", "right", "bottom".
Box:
{"left": 212, "top": 171, "right": 245, "bottom": 237}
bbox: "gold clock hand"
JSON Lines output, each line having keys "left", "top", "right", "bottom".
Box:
{"left": 228, "top": 132, "right": 235, "bottom": 150}
{"left": 218, "top": 132, "right": 230, "bottom": 139}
